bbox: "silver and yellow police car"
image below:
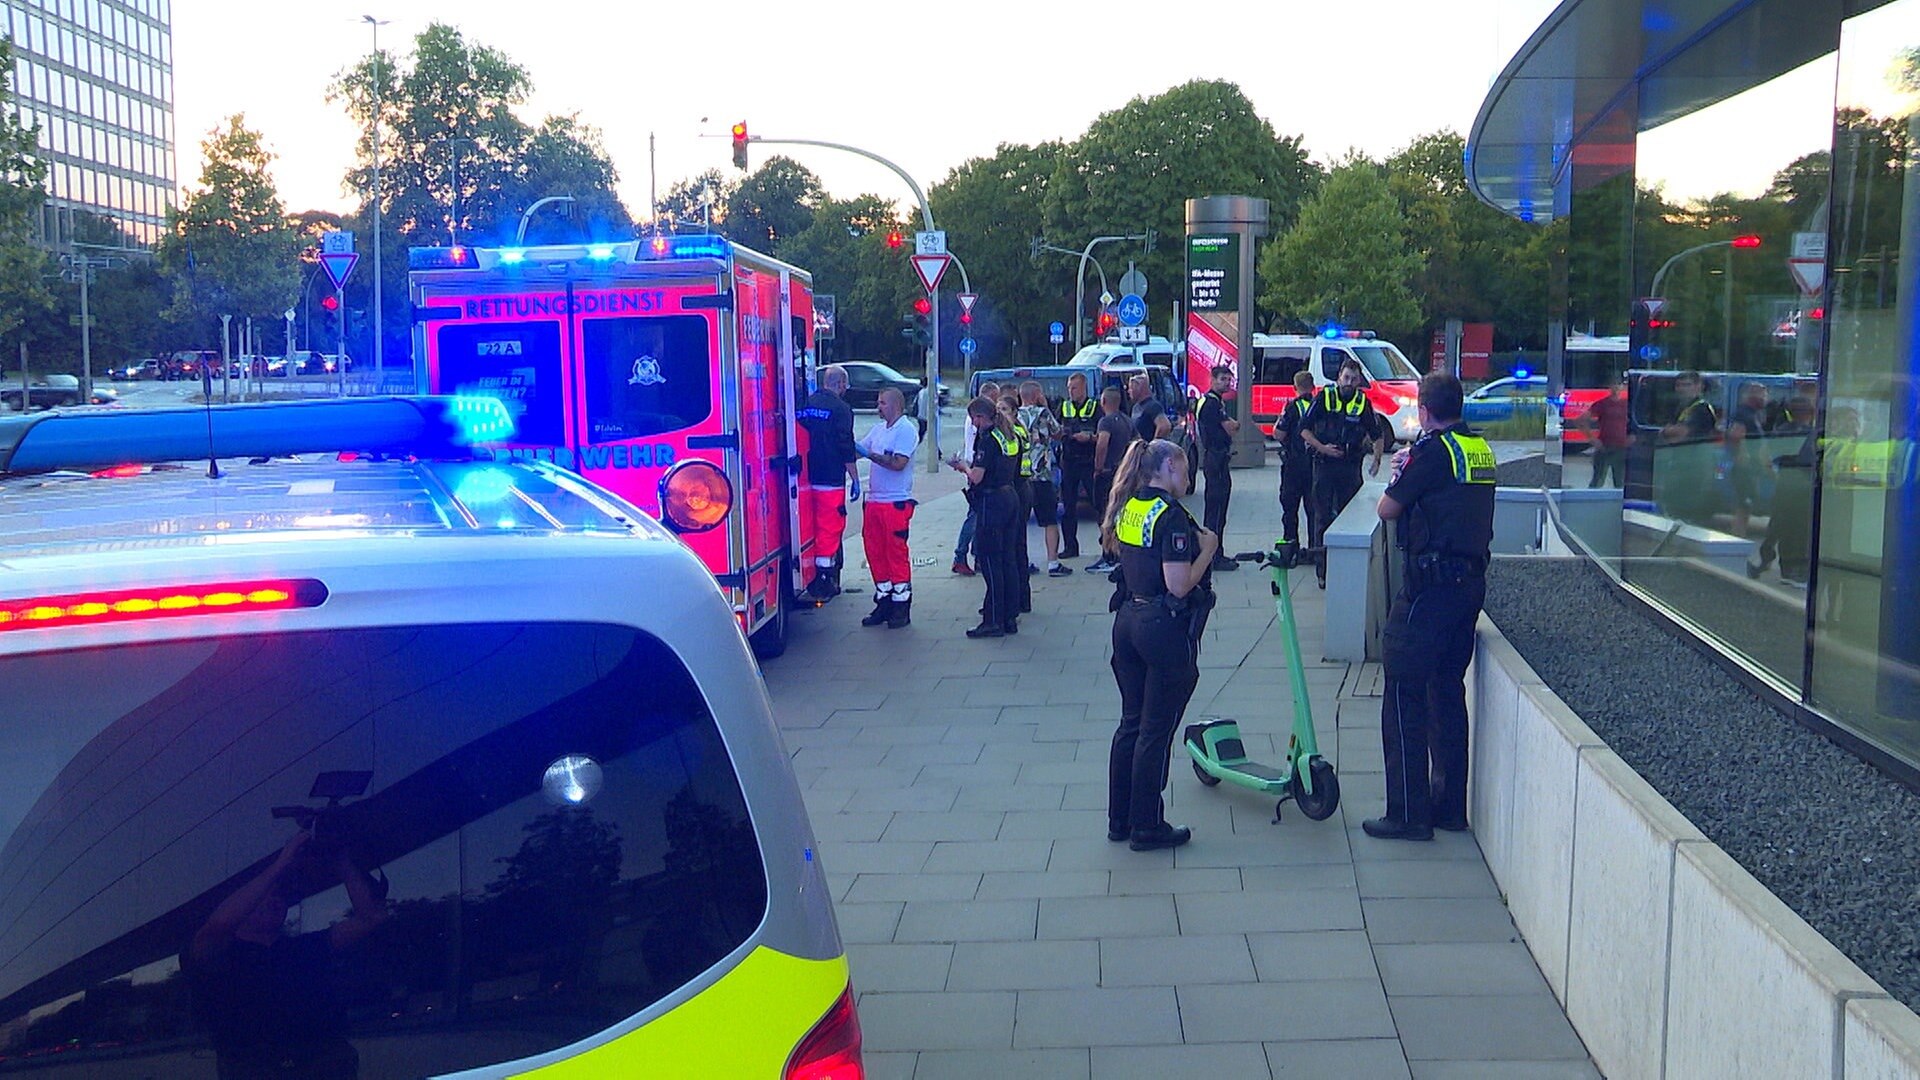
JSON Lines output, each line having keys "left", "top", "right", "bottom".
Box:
{"left": 0, "top": 398, "right": 859, "bottom": 1078}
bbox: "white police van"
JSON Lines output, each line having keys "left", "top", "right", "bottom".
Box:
{"left": 0, "top": 398, "right": 859, "bottom": 1077}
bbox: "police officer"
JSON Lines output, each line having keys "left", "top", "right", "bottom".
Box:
{"left": 797, "top": 364, "right": 859, "bottom": 599}
{"left": 948, "top": 397, "right": 1022, "bottom": 638}
{"left": 1057, "top": 372, "right": 1101, "bottom": 561}
{"left": 999, "top": 394, "right": 1035, "bottom": 612}
{"left": 1196, "top": 365, "right": 1241, "bottom": 573}
{"left": 1365, "top": 372, "right": 1497, "bottom": 841}
{"left": 1274, "top": 370, "right": 1317, "bottom": 546}
{"left": 1302, "top": 358, "right": 1386, "bottom": 587}
{"left": 1103, "top": 438, "right": 1218, "bottom": 851}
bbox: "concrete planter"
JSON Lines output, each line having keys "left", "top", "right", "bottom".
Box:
{"left": 1472, "top": 615, "right": 1920, "bottom": 1079}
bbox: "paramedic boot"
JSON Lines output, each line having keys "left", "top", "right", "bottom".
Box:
{"left": 861, "top": 597, "right": 894, "bottom": 627}
{"left": 887, "top": 598, "right": 912, "bottom": 629}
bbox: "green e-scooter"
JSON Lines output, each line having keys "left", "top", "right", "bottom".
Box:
{"left": 1183, "top": 539, "right": 1340, "bottom": 822}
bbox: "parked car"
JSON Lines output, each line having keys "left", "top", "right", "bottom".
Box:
{"left": 1462, "top": 375, "right": 1551, "bottom": 425}
{"left": 2, "top": 375, "right": 118, "bottom": 411}
{"left": 836, "top": 359, "right": 948, "bottom": 412}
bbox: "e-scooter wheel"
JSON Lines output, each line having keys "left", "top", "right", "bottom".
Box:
{"left": 1291, "top": 756, "right": 1340, "bottom": 821}
{"left": 1192, "top": 760, "right": 1222, "bottom": 787}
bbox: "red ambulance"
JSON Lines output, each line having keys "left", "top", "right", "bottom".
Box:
{"left": 409, "top": 235, "right": 820, "bottom": 658}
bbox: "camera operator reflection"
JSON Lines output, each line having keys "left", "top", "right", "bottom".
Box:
{"left": 185, "top": 826, "right": 389, "bottom": 1080}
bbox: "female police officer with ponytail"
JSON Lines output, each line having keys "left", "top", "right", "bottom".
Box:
{"left": 1101, "top": 438, "right": 1218, "bottom": 851}
{"left": 948, "top": 397, "right": 1023, "bottom": 638}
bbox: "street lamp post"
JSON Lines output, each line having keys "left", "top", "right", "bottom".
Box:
{"left": 1650, "top": 235, "right": 1760, "bottom": 368}
{"left": 363, "top": 14, "right": 390, "bottom": 390}
{"left": 515, "top": 195, "right": 577, "bottom": 246}
{"left": 740, "top": 133, "right": 945, "bottom": 471}
{"left": 1071, "top": 234, "right": 1151, "bottom": 350}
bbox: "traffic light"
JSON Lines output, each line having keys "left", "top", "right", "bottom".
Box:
{"left": 885, "top": 230, "right": 904, "bottom": 250}
{"left": 1096, "top": 310, "right": 1117, "bottom": 337}
{"left": 320, "top": 294, "right": 340, "bottom": 313}
{"left": 959, "top": 309, "right": 972, "bottom": 325}
{"left": 905, "top": 295, "right": 932, "bottom": 347}
{"left": 1628, "top": 298, "right": 1674, "bottom": 365}
{"left": 1731, "top": 234, "right": 1762, "bottom": 249}
{"left": 730, "top": 122, "right": 749, "bottom": 171}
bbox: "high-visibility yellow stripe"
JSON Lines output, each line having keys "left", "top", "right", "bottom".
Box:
{"left": 522, "top": 948, "right": 849, "bottom": 1078}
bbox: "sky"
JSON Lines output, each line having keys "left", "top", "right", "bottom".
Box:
{"left": 170, "top": 0, "right": 1566, "bottom": 219}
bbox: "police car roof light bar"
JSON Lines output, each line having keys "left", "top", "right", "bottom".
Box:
{"left": 0, "top": 396, "right": 516, "bottom": 476}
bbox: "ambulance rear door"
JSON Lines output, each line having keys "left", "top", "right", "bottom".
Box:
{"left": 566, "top": 271, "right": 739, "bottom": 586}
{"left": 413, "top": 273, "right": 575, "bottom": 466}
{"left": 779, "top": 271, "right": 816, "bottom": 599}
{"left": 729, "top": 257, "right": 790, "bottom": 631}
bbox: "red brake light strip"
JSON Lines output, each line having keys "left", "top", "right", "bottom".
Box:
{"left": 0, "top": 579, "right": 327, "bottom": 633}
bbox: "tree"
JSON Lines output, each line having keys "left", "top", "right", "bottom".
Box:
{"left": 656, "top": 170, "right": 731, "bottom": 233}
{"left": 331, "top": 23, "right": 632, "bottom": 363}
{"left": 1259, "top": 161, "right": 1424, "bottom": 339}
{"left": 775, "top": 194, "right": 919, "bottom": 365}
{"left": 154, "top": 115, "right": 300, "bottom": 346}
{"left": 1045, "top": 80, "right": 1321, "bottom": 335}
{"left": 725, "top": 156, "right": 821, "bottom": 252}
{"left": 931, "top": 141, "right": 1069, "bottom": 360}
{"left": 0, "top": 36, "right": 50, "bottom": 349}
{"left": 1385, "top": 131, "right": 1549, "bottom": 350}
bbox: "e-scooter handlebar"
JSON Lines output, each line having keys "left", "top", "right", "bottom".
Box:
{"left": 1233, "top": 542, "right": 1326, "bottom": 571}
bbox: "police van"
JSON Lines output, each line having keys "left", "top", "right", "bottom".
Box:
{"left": 1245, "top": 331, "right": 1425, "bottom": 444}
{"left": 0, "top": 398, "right": 859, "bottom": 1078}
{"left": 410, "top": 235, "right": 822, "bottom": 658}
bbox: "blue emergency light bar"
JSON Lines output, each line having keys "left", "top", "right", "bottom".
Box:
{"left": 409, "top": 234, "right": 733, "bottom": 272}
{"left": 0, "top": 396, "right": 516, "bottom": 476}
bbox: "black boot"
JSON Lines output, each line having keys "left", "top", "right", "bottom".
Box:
{"left": 861, "top": 596, "right": 893, "bottom": 627}
{"left": 887, "top": 598, "right": 911, "bottom": 629}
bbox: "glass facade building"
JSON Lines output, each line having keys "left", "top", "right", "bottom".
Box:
{"left": 2, "top": 0, "right": 173, "bottom": 247}
{"left": 1470, "top": 0, "right": 1920, "bottom": 774}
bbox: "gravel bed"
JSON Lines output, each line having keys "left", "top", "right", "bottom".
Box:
{"left": 1485, "top": 557, "right": 1920, "bottom": 1012}
{"left": 1495, "top": 454, "right": 1556, "bottom": 489}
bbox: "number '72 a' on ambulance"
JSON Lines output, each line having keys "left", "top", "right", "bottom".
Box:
{"left": 410, "top": 236, "right": 821, "bottom": 658}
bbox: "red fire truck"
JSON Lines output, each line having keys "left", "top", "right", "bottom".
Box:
{"left": 409, "top": 235, "right": 819, "bottom": 658}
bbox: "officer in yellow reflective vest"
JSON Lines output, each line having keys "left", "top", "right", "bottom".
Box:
{"left": 949, "top": 398, "right": 1024, "bottom": 638}
{"left": 1000, "top": 394, "right": 1035, "bottom": 613}
{"left": 1057, "top": 373, "right": 1102, "bottom": 560}
{"left": 1302, "top": 359, "right": 1386, "bottom": 587}
{"left": 1367, "top": 373, "right": 1497, "bottom": 842}
{"left": 1101, "top": 438, "right": 1218, "bottom": 851}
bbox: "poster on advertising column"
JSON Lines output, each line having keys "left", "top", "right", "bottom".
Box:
{"left": 1186, "top": 234, "right": 1240, "bottom": 400}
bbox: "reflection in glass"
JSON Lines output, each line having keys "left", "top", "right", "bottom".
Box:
{"left": 1811, "top": 0, "right": 1920, "bottom": 760}
{"left": 1617, "top": 33, "right": 1837, "bottom": 693}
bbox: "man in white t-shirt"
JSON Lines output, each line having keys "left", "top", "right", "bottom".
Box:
{"left": 856, "top": 387, "right": 921, "bottom": 629}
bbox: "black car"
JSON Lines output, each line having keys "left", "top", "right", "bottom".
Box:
{"left": 836, "top": 359, "right": 948, "bottom": 412}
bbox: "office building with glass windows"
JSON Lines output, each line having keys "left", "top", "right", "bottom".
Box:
{"left": 1469, "top": 0, "right": 1920, "bottom": 777}
{"left": 2, "top": 0, "right": 172, "bottom": 247}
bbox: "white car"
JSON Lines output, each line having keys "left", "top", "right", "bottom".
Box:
{"left": 0, "top": 397, "right": 853, "bottom": 1078}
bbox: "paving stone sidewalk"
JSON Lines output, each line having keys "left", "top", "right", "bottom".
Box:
{"left": 766, "top": 458, "right": 1600, "bottom": 1080}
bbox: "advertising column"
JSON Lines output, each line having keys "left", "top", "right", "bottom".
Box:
{"left": 1186, "top": 196, "right": 1269, "bottom": 467}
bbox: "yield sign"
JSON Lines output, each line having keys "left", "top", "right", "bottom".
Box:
{"left": 910, "top": 254, "right": 950, "bottom": 293}
{"left": 957, "top": 292, "right": 979, "bottom": 315}
{"left": 1639, "top": 297, "right": 1666, "bottom": 320}
{"left": 317, "top": 251, "right": 359, "bottom": 292}
{"left": 1787, "top": 258, "right": 1826, "bottom": 297}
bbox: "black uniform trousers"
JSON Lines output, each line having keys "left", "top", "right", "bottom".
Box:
{"left": 1201, "top": 448, "right": 1232, "bottom": 539}
{"left": 1013, "top": 478, "right": 1034, "bottom": 610}
{"left": 1059, "top": 458, "right": 1099, "bottom": 557}
{"left": 1108, "top": 602, "right": 1202, "bottom": 833}
{"left": 1379, "top": 577, "right": 1484, "bottom": 829}
{"left": 1309, "top": 460, "right": 1364, "bottom": 576}
{"left": 974, "top": 487, "right": 1022, "bottom": 629}
{"left": 1279, "top": 453, "right": 1312, "bottom": 545}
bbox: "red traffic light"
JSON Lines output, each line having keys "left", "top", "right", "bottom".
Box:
{"left": 320, "top": 295, "right": 340, "bottom": 312}
{"left": 1096, "top": 311, "right": 1117, "bottom": 334}
{"left": 959, "top": 310, "right": 972, "bottom": 324}
{"left": 1731, "top": 234, "right": 1762, "bottom": 249}
{"left": 730, "top": 122, "right": 749, "bottom": 171}
{"left": 912, "top": 296, "right": 933, "bottom": 316}
{"left": 885, "top": 230, "right": 904, "bottom": 250}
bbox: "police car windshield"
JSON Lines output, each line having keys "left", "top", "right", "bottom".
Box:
{"left": 582, "top": 315, "right": 712, "bottom": 443}
{"left": 1351, "top": 344, "right": 1420, "bottom": 381}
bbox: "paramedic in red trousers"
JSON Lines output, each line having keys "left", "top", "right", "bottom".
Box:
{"left": 1366, "top": 372, "right": 1497, "bottom": 842}
{"left": 798, "top": 364, "right": 858, "bottom": 599}
{"left": 857, "top": 388, "right": 919, "bottom": 629}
